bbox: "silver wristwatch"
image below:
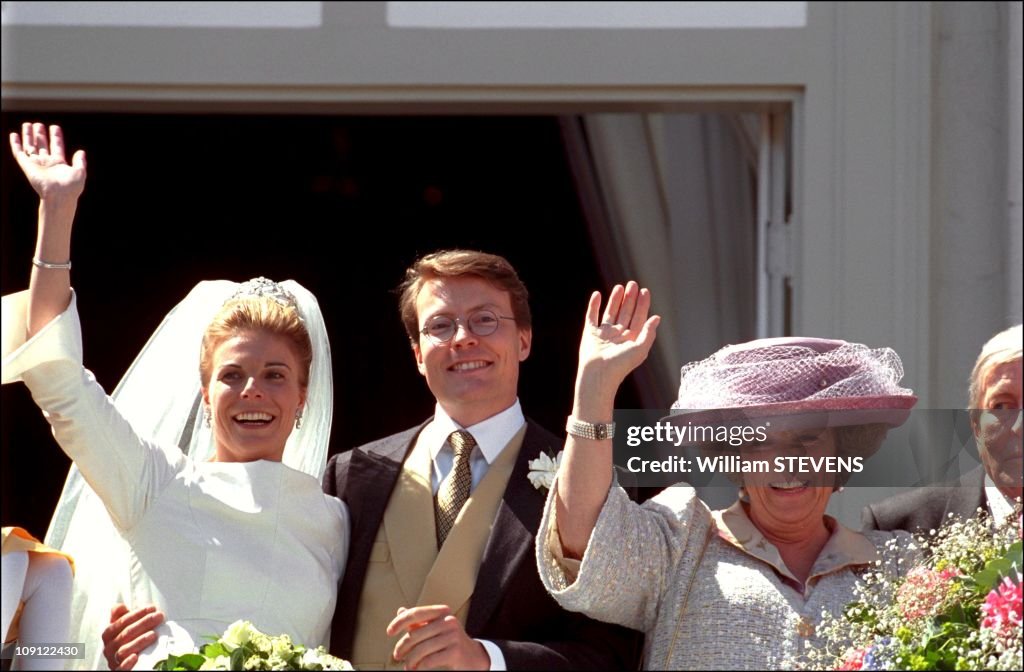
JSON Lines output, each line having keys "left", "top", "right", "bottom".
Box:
{"left": 566, "top": 416, "right": 616, "bottom": 440}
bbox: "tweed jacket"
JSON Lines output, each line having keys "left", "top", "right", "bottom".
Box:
{"left": 323, "top": 418, "right": 642, "bottom": 670}
{"left": 537, "top": 483, "right": 909, "bottom": 670}
{"left": 861, "top": 465, "right": 987, "bottom": 533}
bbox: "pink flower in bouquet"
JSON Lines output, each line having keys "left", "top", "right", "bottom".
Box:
{"left": 980, "top": 574, "right": 1023, "bottom": 642}
{"left": 836, "top": 647, "right": 866, "bottom": 670}
{"left": 895, "top": 566, "right": 959, "bottom": 620}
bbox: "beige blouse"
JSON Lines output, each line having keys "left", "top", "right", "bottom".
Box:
{"left": 536, "top": 482, "right": 910, "bottom": 670}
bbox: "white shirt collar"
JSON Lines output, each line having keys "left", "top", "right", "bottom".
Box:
{"left": 424, "top": 400, "right": 526, "bottom": 465}
{"left": 984, "top": 472, "right": 1019, "bottom": 523}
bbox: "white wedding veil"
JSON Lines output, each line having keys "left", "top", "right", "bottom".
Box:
{"left": 43, "top": 278, "right": 334, "bottom": 670}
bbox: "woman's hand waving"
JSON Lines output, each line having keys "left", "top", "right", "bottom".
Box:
{"left": 10, "top": 122, "right": 86, "bottom": 335}
{"left": 10, "top": 122, "right": 86, "bottom": 204}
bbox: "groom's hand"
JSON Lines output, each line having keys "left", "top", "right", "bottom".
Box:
{"left": 388, "top": 605, "right": 490, "bottom": 670}
{"left": 101, "top": 604, "right": 164, "bottom": 670}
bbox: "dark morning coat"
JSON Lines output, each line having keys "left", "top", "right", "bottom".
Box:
{"left": 860, "top": 465, "right": 987, "bottom": 533}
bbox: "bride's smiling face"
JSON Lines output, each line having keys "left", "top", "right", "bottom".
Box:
{"left": 202, "top": 329, "right": 307, "bottom": 463}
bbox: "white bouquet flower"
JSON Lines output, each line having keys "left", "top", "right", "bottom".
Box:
{"left": 154, "top": 620, "right": 353, "bottom": 671}
{"left": 527, "top": 450, "right": 563, "bottom": 491}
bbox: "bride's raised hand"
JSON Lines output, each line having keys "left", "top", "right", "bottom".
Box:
{"left": 577, "top": 281, "right": 660, "bottom": 392}
{"left": 9, "top": 122, "right": 87, "bottom": 203}
{"left": 13, "top": 124, "right": 86, "bottom": 335}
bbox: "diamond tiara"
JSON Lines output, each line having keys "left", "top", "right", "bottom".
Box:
{"left": 229, "top": 277, "right": 298, "bottom": 309}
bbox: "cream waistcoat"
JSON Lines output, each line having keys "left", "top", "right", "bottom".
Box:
{"left": 351, "top": 424, "right": 525, "bottom": 669}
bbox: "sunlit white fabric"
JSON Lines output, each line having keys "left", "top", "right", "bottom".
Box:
{"left": 1, "top": 281, "right": 342, "bottom": 670}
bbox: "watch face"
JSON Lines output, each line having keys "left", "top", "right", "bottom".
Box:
{"left": 595, "top": 424, "right": 607, "bottom": 440}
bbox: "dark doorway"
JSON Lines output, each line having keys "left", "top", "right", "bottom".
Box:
{"left": 1, "top": 112, "right": 646, "bottom": 534}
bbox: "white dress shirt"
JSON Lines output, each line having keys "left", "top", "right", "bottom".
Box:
{"left": 984, "top": 472, "right": 1020, "bottom": 523}
{"left": 424, "top": 400, "right": 526, "bottom": 495}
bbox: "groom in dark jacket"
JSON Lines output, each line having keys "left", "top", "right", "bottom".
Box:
{"left": 323, "top": 250, "right": 640, "bottom": 670}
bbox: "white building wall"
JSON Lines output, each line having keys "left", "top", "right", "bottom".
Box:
{"left": 929, "top": 2, "right": 1014, "bottom": 409}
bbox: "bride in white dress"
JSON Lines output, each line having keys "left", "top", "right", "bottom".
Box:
{"left": 1, "top": 122, "right": 349, "bottom": 670}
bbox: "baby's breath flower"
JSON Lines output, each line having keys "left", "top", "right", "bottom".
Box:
{"left": 800, "top": 509, "right": 1023, "bottom": 670}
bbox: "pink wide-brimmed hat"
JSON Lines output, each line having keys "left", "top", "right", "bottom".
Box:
{"left": 665, "top": 336, "right": 918, "bottom": 435}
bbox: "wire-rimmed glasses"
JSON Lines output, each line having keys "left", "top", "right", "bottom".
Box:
{"left": 420, "top": 309, "right": 516, "bottom": 344}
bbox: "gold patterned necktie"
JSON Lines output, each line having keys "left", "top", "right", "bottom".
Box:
{"left": 435, "top": 430, "right": 476, "bottom": 548}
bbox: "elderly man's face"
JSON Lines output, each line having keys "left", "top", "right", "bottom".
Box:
{"left": 973, "top": 359, "right": 1022, "bottom": 498}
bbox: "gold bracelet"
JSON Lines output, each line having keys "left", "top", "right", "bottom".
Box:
{"left": 32, "top": 257, "right": 72, "bottom": 270}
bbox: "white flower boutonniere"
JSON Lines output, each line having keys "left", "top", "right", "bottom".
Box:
{"left": 527, "top": 450, "right": 563, "bottom": 491}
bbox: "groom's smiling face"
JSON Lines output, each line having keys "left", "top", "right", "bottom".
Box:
{"left": 412, "top": 275, "right": 531, "bottom": 427}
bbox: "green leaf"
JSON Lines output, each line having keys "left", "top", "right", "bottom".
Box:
{"left": 204, "top": 642, "right": 230, "bottom": 658}
{"left": 972, "top": 567, "right": 1002, "bottom": 592}
{"left": 972, "top": 540, "right": 1024, "bottom": 592}
{"left": 934, "top": 603, "right": 976, "bottom": 629}
{"left": 230, "top": 646, "right": 247, "bottom": 671}
{"left": 156, "top": 653, "right": 206, "bottom": 671}
{"left": 1001, "top": 540, "right": 1022, "bottom": 573}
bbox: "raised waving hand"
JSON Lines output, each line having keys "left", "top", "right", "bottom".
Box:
{"left": 10, "top": 122, "right": 86, "bottom": 202}
{"left": 9, "top": 122, "right": 87, "bottom": 335}
{"left": 556, "top": 281, "right": 660, "bottom": 559}
{"left": 576, "top": 281, "right": 660, "bottom": 397}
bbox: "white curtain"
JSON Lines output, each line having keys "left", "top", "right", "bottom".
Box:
{"left": 562, "top": 113, "right": 759, "bottom": 408}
